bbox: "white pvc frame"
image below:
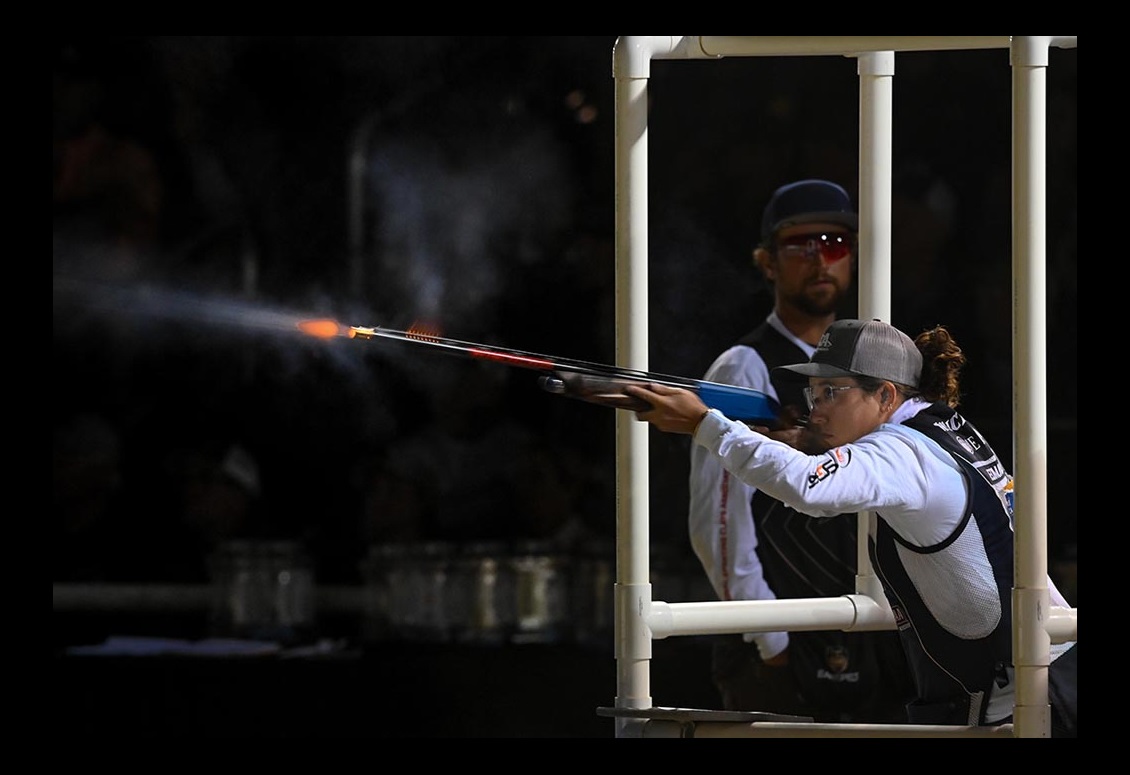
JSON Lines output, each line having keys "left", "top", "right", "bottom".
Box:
{"left": 610, "top": 36, "right": 1078, "bottom": 739}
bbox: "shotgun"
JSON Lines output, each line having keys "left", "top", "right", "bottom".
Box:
{"left": 300, "top": 320, "right": 781, "bottom": 425}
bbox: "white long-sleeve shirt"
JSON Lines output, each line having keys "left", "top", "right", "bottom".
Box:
{"left": 687, "top": 312, "right": 814, "bottom": 660}
{"left": 693, "top": 398, "right": 1074, "bottom": 722}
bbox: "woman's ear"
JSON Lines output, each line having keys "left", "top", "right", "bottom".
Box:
{"left": 880, "top": 383, "right": 896, "bottom": 413}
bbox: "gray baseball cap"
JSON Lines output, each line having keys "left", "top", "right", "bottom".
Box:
{"left": 774, "top": 319, "right": 922, "bottom": 388}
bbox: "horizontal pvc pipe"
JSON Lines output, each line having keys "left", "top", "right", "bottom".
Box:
{"left": 698, "top": 36, "right": 1011, "bottom": 57}
{"left": 623, "top": 718, "right": 1016, "bottom": 738}
{"left": 613, "top": 36, "right": 717, "bottom": 79}
{"left": 736, "top": 722, "right": 1016, "bottom": 738}
{"left": 1046, "top": 606, "right": 1078, "bottom": 643}
{"left": 646, "top": 595, "right": 1077, "bottom": 645}
{"left": 645, "top": 595, "right": 880, "bottom": 639}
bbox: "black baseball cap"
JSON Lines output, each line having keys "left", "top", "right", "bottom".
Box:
{"left": 760, "top": 179, "right": 858, "bottom": 242}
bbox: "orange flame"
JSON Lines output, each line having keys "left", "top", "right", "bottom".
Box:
{"left": 296, "top": 318, "right": 347, "bottom": 339}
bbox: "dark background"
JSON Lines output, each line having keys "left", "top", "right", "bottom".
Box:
{"left": 53, "top": 37, "right": 1077, "bottom": 735}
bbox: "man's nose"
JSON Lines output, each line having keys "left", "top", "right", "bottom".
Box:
{"left": 814, "top": 249, "right": 837, "bottom": 267}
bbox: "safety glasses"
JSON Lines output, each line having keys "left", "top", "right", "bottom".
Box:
{"left": 775, "top": 232, "right": 854, "bottom": 263}
{"left": 802, "top": 384, "right": 859, "bottom": 412}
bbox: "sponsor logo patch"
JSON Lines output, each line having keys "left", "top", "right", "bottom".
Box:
{"left": 892, "top": 604, "right": 911, "bottom": 631}
{"left": 807, "top": 447, "right": 850, "bottom": 488}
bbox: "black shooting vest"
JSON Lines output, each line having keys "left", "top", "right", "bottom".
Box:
{"left": 871, "top": 403, "right": 1015, "bottom": 725}
{"left": 737, "top": 323, "right": 859, "bottom": 600}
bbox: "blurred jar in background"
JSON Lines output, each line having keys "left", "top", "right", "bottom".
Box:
{"left": 448, "top": 541, "right": 514, "bottom": 645}
{"left": 208, "top": 539, "right": 315, "bottom": 644}
{"left": 361, "top": 541, "right": 455, "bottom": 643}
{"left": 510, "top": 540, "right": 570, "bottom": 645}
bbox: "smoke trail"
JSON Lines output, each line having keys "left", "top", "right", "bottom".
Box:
{"left": 362, "top": 121, "right": 573, "bottom": 335}
{"left": 54, "top": 276, "right": 303, "bottom": 334}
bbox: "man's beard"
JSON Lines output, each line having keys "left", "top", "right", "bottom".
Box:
{"left": 787, "top": 282, "right": 844, "bottom": 317}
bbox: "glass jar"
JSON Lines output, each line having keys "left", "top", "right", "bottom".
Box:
{"left": 208, "top": 539, "right": 315, "bottom": 644}
{"left": 509, "top": 540, "right": 570, "bottom": 645}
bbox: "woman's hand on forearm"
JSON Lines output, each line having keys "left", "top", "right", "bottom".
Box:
{"left": 624, "top": 383, "right": 711, "bottom": 435}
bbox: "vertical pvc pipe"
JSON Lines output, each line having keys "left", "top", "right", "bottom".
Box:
{"left": 856, "top": 50, "right": 895, "bottom": 321}
{"left": 1010, "top": 35, "right": 1053, "bottom": 740}
{"left": 854, "top": 51, "right": 896, "bottom": 601}
{"left": 613, "top": 37, "right": 656, "bottom": 734}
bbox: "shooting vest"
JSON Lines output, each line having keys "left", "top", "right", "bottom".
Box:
{"left": 872, "top": 403, "right": 1015, "bottom": 725}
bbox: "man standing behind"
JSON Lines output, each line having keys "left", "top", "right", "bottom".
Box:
{"left": 689, "top": 179, "right": 912, "bottom": 722}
